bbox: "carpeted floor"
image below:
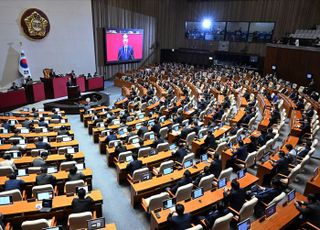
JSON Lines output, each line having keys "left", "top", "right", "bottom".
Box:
{"left": 10, "top": 80, "right": 320, "bottom": 230}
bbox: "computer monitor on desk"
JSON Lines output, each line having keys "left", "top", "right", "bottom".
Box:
{"left": 87, "top": 217, "right": 105, "bottom": 230}
{"left": 192, "top": 188, "right": 204, "bottom": 199}
{"left": 0, "top": 196, "right": 13, "bottom": 206}
{"left": 218, "top": 178, "right": 227, "bottom": 189}
{"left": 265, "top": 203, "right": 277, "bottom": 218}
{"left": 237, "top": 218, "right": 251, "bottom": 230}
{"left": 163, "top": 198, "right": 176, "bottom": 210}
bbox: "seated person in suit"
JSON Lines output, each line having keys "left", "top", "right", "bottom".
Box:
{"left": 241, "top": 108, "right": 255, "bottom": 124}
{"left": 105, "top": 131, "right": 117, "bottom": 145}
{"left": 32, "top": 151, "right": 48, "bottom": 167}
{"left": 246, "top": 136, "right": 257, "bottom": 153}
{"left": 35, "top": 167, "right": 56, "bottom": 186}
{"left": 4, "top": 173, "right": 25, "bottom": 191}
{"left": 57, "top": 126, "right": 68, "bottom": 135}
{"left": 51, "top": 111, "right": 62, "bottom": 119}
{"left": 0, "top": 154, "right": 17, "bottom": 170}
{"left": 229, "top": 123, "right": 241, "bottom": 135}
{"left": 151, "top": 119, "right": 162, "bottom": 135}
{"left": 193, "top": 166, "right": 212, "bottom": 186}
{"left": 226, "top": 140, "right": 248, "bottom": 169}
{"left": 152, "top": 133, "right": 165, "bottom": 148}
{"left": 262, "top": 150, "right": 289, "bottom": 186}
{"left": 297, "top": 141, "right": 312, "bottom": 158}
{"left": 209, "top": 155, "right": 222, "bottom": 178}
{"left": 114, "top": 142, "right": 126, "bottom": 158}
{"left": 286, "top": 143, "right": 297, "bottom": 164}
{"left": 223, "top": 179, "right": 246, "bottom": 211}
{"left": 180, "top": 126, "right": 192, "bottom": 140}
{"left": 296, "top": 98, "right": 305, "bottom": 110}
{"left": 169, "top": 170, "right": 192, "bottom": 194}
{"left": 71, "top": 188, "right": 94, "bottom": 213}
{"left": 203, "top": 131, "right": 217, "bottom": 150}
{"left": 167, "top": 204, "right": 192, "bottom": 230}
{"left": 35, "top": 136, "right": 51, "bottom": 150}
{"left": 172, "top": 142, "right": 188, "bottom": 163}
{"left": 25, "top": 76, "right": 33, "bottom": 85}
{"left": 38, "top": 117, "right": 48, "bottom": 128}
{"left": 137, "top": 125, "right": 148, "bottom": 138}
{"left": 295, "top": 194, "right": 320, "bottom": 227}
{"left": 265, "top": 128, "right": 275, "bottom": 141}
{"left": 202, "top": 203, "right": 230, "bottom": 228}
{"left": 9, "top": 82, "right": 19, "bottom": 91}
{"left": 269, "top": 108, "right": 281, "bottom": 126}
{"left": 68, "top": 166, "right": 85, "bottom": 181}
{"left": 252, "top": 179, "right": 283, "bottom": 217}
{"left": 126, "top": 154, "right": 143, "bottom": 176}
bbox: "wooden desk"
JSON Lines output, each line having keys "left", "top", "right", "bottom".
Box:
{"left": 290, "top": 110, "right": 302, "bottom": 137}
{"left": 230, "top": 108, "right": 246, "bottom": 124}
{"left": 106, "top": 140, "right": 154, "bottom": 166}
{"left": 0, "top": 168, "right": 93, "bottom": 196}
{"left": 0, "top": 189, "right": 103, "bottom": 223}
{"left": 0, "top": 152, "right": 85, "bottom": 167}
{"left": 0, "top": 131, "right": 74, "bottom": 142}
{"left": 150, "top": 173, "right": 259, "bottom": 230}
{"left": 251, "top": 193, "right": 307, "bottom": 230}
{"left": 304, "top": 171, "right": 320, "bottom": 196}
{"left": 115, "top": 151, "right": 173, "bottom": 184}
{"left": 129, "top": 162, "right": 208, "bottom": 207}
{"left": 221, "top": 130, "right": 261, "bottom": 169}
{"left": 258, "top": 109, "right": 271, "bottom": 130}
{"left": 256, "top": 136, "right": 299, "bottom": 184}
{"left": 191, "top": 125, "right": 231, "bottom": 154}
{"left": 0, "top": 140, "right": 79, "bottom": 154}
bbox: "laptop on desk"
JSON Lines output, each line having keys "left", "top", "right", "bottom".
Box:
{"left": 40, "top": 199, "right": 52, "bottom": 213}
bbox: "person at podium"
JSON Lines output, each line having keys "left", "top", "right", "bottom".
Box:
{"left": 66, "top": 78, "right": 74, "bottom": 87}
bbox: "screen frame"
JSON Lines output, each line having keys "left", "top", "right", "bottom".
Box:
{"left": 247, "top": 21, "right": 276, "bottom": 43}
{"left": 104, "top": 28, "right": 144, "bottom": 65}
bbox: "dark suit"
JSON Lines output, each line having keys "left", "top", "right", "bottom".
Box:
{"left": 35, "top": 141, "right": 51, "bottom": 150}
{"left": 118, "top": 46, "right": 134, "bottom": 61}
{"left": 151, "top": 123, "right": 161, "bottom": 135}
{"left": 36, "top": 173, "right": 56, "bottom": 186}
{"left": 234, "top": 145, "right": 248, "bottom": 161}
{"left": 4, "top": 179, "right": 25, "bottom": 191}
{"left": 210, "top": 159, "right": 222, "bottom": 178}
{"left": 126, "top": 159, "right": 143, "bottom": 175}
{"left": 173, "top": 147, "right": 188, "bottom": 163}
{"left": 204, "top": 135, "right": 217, "bottom": 149}
{"left": 137, "top": 126, "right": 148, "bottom": 138}
{"left": 171, "top": 177, "right": 193, "bottom": 194}
{"left": 256, "top": 187, "right": 282, "bottom": 204}
{"left": 297, "top": 147, "right": 311, "bottom": 158}
{"left": 106, "top": 134, "right": 117, "bottom": 145}
{"left": 296, "top": 201, "right": 320, "bottom": 227}
{"left": 167, "top": 213, "right": 192, "bottom": 230}
{"left": 71, "top": 197, "right": 94, "bottom": 213}
{"left": 68, "top": 172, "right": 85, "bottom": 181}
{"left": 224, "top": 188, "right": 246, "bottom": 211}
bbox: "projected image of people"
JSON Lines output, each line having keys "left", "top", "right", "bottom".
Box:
{"left": 118, "top": 34, "right": 134, "bottom": 61}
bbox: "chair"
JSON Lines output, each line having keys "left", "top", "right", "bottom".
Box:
{"left": 235, "top": 151, "right": 257, "bottom": 169}
{"left": 211, "top": 212, "right": 233, "bottom": 230}
{"left": 159, "top": 127, "right": 169, "bottom": 139}
{"left": 267, "top": 192, "right": 286, "bottom": 206}
{"left": 229, "top": 197, "right": 258, "bottom": 223}
{"left": 50, "top": 119, "right": 60, "bottom": 124}
{"left": 0, "top": 189, "right": 23, "bottom": 201}
{"left": 68, "top": 211, "right": 92, "bottom": 230}
{"left": 256, "top": 146, "right": 266, "bottom": 163}
{"left": 186, "top": 224, "right": 203, "bottom": 230}
{"left": 0, "top": 166, "right": 14, "bottom": 177}
{"left": 28, "top": 167, "right": 42, "bottom": 174}
{"left": 21, "top": 219, "right": 51, "bottom": 230}
{"left": 32, "top": 184, "right": 54, "bottom": 199}
{"left": 60, "top": 161, "right": 77, "bottom": 171}
{"left": 278, "top": 164, "right": 301, "bottom": 186}
{"left": 208, "top": 142, "right": 227, "bottom": 157}
{"left": 118, "top": 151, "right": 133, "bottom": 163}
{"left": 179, "top": 153, "right": 195, "bottom": 168}
{"left": 198, "top": 174, "right": 214, "bottom": 192}
{"left": 109, "top": 140, "right": 121, "bottom": 148}
{"left": 143, "top": 131, "right": 155, "bottom": 141}
{"left": 65, "top": 180, "right": 85, "bottom": 194}
{"left": 182, "top": 119, "right": 189, "bottom": 127}
{"left": 30, "top": 149, "right": 47, "bottom": 157}
{"left": 57, "top": 146, "right": 74, "bottom": 155}
{"left": 101, "top": 129, "right": 111, "bottom": 136}
{"left": 213, "top": 167, "right": 233, "bottom": 186}
{"left": 142, "top": 192, "right": 170, "bottom": 213}
{"left": 153, "top": 160, "right": 174, "bottom": 176}
{"left": 169, "top": 183, "right": 193, "bottom": 202}
{"left": 184, "top": 132, "right": 196, "bottom": 149}
{"left": 131, "top": 168, "right": 150, "bottom": 182}
{"left": 128, "top": 135, "right": 139, "bottom": 144}
{"left": 138, "top": 147, "right": 151, "bottom": 158}
{"left": 156, "top": 142, "right": 169, "bottom": 152}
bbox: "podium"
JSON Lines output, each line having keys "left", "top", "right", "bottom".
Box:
{"left": 41, "top": 76, "right": 70, "bottom": 99}
{"left": 67, "top": 85, "right": 81, "bottom": 99}
{"left": 25, "top": 82, "right": 46, "bottom": 103}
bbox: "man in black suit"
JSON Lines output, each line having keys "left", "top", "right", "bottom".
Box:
{"left": 253, "top": 179, "right": 283, "bottom": 217}
{"left": 193, "top": 166, "right": 212, "bottom": 186}
{"left": 167, "top": 204, "right": 192, "bottom": 230}
{"left": 35, "top": 167, "right": 56, "bottom": 186}
{"left": 169, "top": 170, "right": 192, "bottom": 194}
{"left": 223, "top": 179, "right": 246, "bottom": 211}
{"left": 126, "top": 155, "right": 143, "bottom": 176}
{"left": 297, "top": 141, "right": 312, "bottom": 158}
{"left": 105, "top": 131, "right": 117, "bottom": 145}
{"left": 68, "top": 166, "right": 85, "bottom": 181}
{"left": 295, "top": 194, "right": 320, "bottom": 227}
{"left": 38, "top": 117, "right": 48, "bottom": 128}
{"left": 35, "top": 137, "right": 51, "bottom": 150}
{"left": 209, "top": 155, "right": 222, "bottom": 178}
{"left": 137, "top": 125, "right": 148, "bottom": 138}
{"left": 203, "top": 203, "right": 230, "bottom": 228}
{"left": 204, "top": 131, "right": 217, "bottom": 150}
{"left": 71, "top": 188, "right": 94, "bottom": 213}
{"left": 269, "top": 108, "right": 281, "bottom": 126}
{"left": 180, "top": 126, "right": 192, "bottom": 140}
{"left": 151, "top": 120, "right": 161, "bottom": 135}
{"left": 226, "top": 140, "right": 248, "bottom": 169}
{"left": 172, "top": 142, "right": 188, "bottom": 163}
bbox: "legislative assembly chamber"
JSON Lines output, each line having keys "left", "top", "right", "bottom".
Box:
{"left": 0, "top": 0, "right": 319, "bottom": 230}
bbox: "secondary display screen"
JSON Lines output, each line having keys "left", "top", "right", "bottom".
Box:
{"left": 105, "top": 28, "right": 144, "bottom": 64}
